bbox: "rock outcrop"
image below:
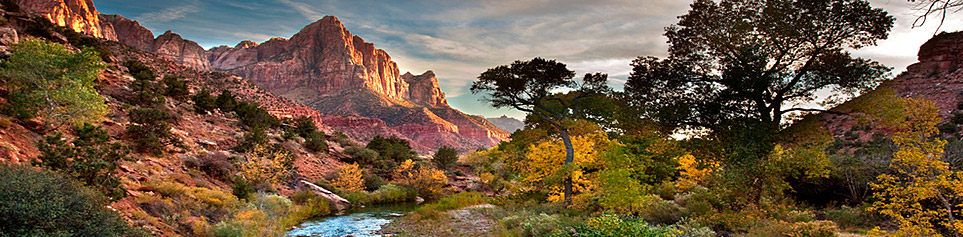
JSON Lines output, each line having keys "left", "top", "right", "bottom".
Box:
{"left": 152, "top": 30, "right": 210, "bottom": 71}
{"left": 211, "top": 16, "right": 509, "bottom": 152}
{"left": 99, "top": 14, "right": 152, "bottom": 51}
{"left": 820, "top": 31, "right": 963, "bottom": 140}
{"left": 18, "top": 0, "right": 116, "bottom": 40}
{"left": 404, "top": 71, "right": 448, "bottom": 107}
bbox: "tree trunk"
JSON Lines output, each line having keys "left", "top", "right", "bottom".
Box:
{"left": 559, "top": 127, "right": 575, "bottom": 204}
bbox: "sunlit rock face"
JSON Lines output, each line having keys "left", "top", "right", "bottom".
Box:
{"left": 152, "top": 30, "right": 211, "bottom": 71}
{"left": 19, "top": 0, "right": 117, "bottom": 40}
{"left": 211, "top": 16, "right": 509, "bottom": 152}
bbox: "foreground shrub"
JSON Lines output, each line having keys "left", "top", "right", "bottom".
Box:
{"left": 34, "top": 123, "right": 132, "bottom": 200}
{"left": 0, "top": 165, "right": 141, "bottom": 236}
{"left": 394, "top": 159, "right": 448, "bottom": 199}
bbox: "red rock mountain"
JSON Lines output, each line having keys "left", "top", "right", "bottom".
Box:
{"left": 17, "top": 0, "right": 115, "bottom": 40}
{"left": 818, "top": 31, "right": 963, "bottom": 140}
{"left": 22, "top": 0, "right": 509, "bottom": 152}
{"left": 209, "top": 16, "right": 509, "bottom": 152}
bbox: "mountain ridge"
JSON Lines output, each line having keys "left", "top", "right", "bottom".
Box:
{"left": 20, "top": 0, "right": 509, "bottom": 152}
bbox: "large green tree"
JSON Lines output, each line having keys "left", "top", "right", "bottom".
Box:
{"left": 2, "top": 39, "right": 107, "bottom": 129}
{"left": 471, "top": 58, "right": 609, "bottom": 203}
{"left": 626, "top": 0, "right": 893, "bottom": 134}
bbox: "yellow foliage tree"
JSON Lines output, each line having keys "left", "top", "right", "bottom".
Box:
{"left": 870, "top": 97, "right": 963, "bottom": 236}
{"left": 333, "top": 163, "right": 364, "bottom": 192}
{"left": 676, "top": 154, "right": 718, "bottom": 191}
{"left": 394, "top": 159, "right": 447, "bottom": 199}
{"left": 522, "top": 131, "right": 613, "bottom": 202}
{"left": 238, "top": 144, "right": 295, "bottom": 189}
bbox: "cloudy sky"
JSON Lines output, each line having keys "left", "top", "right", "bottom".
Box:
{"left": 92, "top": 0, "right": 963, "bottom": 119}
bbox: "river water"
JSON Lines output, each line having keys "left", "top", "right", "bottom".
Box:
{"left": 286, "top": 203, "right": 419, "bottom": 237}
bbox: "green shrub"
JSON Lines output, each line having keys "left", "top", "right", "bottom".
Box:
{"left": 432, "top": 145, "right": 458, "bottom": 170}
{"left": 363, "top": 172, "right": 387, "bottom": 191}
{"left": 161, "top": 75, "right": 190, "bottom": 101}
{"left": 0, "top": 165, "right": 143, "bottom": 236}
{"left": 231, "top": 177, "right": 254, "bottom": 200}
{"left": 1, "top": 39, "right": 107, "bottom": 127}
{"left": 234, "top": 127, "right": 268, "bottom": 152}
{"left": 366, "top": 135, "right": 416, "bottom": 163}
{"left": 185, "top": 152, "right": 235, "bottom": 180}
{"left": 215, "top": 90, "right": 237, "bottom": 112}
{"left": 304, "top": 131, "right": 328, "bottom": 152}
{"left": 192, "top": 89, "right": 217, "bottom": 114}
{"left": 127, "top": 107, "right": 181, "bottom": 154}
{"left": 340, "top": 184, "right": 417, "bottom": 206}
{"left": 34, "top": 123, "right": 132, "bottom": 200}
{"left": 823, "top": 205, "right": 879, "bottom": 230}
{"left": 290, "top": 116, "right": 318, "bottom": 138}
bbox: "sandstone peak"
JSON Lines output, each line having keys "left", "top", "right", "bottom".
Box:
{"left": 18, "top": 0, "right": 117, "bottom": 40}
{"left": 236, "top": 40, "right": 258, "bottom": 48}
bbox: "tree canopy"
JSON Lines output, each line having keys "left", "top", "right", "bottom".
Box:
{"left": 625, "top": 0, "right": 894, "bottom": 134}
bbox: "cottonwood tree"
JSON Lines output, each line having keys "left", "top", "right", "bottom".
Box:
{"left": 471, "top": 57, "right": 609, "bottom": 203}
{"left": 626, "top": 0, "right": 894, "bottom": 134}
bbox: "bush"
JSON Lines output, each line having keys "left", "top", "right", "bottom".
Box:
{"left": 1, "top": 39, "right": 107, "bottom": 127}
{"left": 162, "top": 75, "right": 190, "bottom": 101}
{"left": 367, "top": 135, "right": 417, "bottom": 163}
{"left": 0, "top": 117, "right": 11, "bottom": 129}
{"left": 640, "top": 197, "right": 683, "bottom": 225}
{"left": 34, "top": 123, "right": 132, "bottom": 200}
{"left": 304, "top": 131, "right": 328, "bottom": 152}
{"left": 290, "top": 116, "right": 318, "bottom": 138}
{"left": 394, "top": 159, "right": 448, "bottom": 199}
{"left": 0, "top": 165, "right": 142, "bottom": 236}
{"left": 333, "top": 163, "right": 365, "bottom": 192}
{"left": 432, "top": 146, "right": 458, "bottom": 170}
{"left": 186, "top": 152, "right": 235, "bottom": 180}
{"left": 340, "top": 184, "right": 417, "bottom": 206}
{"left": 215, "top": 90, "right": 237, "bottom": 112}
{"left": 127, "top": 107, "right": 181, "bottom": 154}
{"left": 192, "top": 89, "right": 217, "bottom": 114}
{"left": 364, "top": 172, "right": 387, "bottom": 191}
{"left": 234, "top": 127, "right": 268, "bottom": 152}
{"left": 345, "top": 145, "right": 379, "bottom": 164}
{"left": 231, "top": 177, "right": 254, "bottom": 200}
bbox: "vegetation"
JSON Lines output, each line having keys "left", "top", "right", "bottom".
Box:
{"left": 0, "top": 165, "right": 142, "bottom": 236}
{"left": 333, "top": 163, "right": 365, "bottom": 192}
{"left": 34, "top": 123, "right": 132, "bottom": 200}
{"left": 1, "top": 39, "right": 107, "bottom": 129}
{"left": 432, "top": 145, "right": 458, "bottom": 170}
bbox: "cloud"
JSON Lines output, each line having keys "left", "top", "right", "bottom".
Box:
{"left": 136, "top": 5, "right": 200, "bottom": 22}
{"left": 276, "top": 0, "right": 324, "bottom": 21}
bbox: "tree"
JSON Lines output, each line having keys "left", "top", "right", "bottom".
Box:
{"left": 871, "top": 98, "right": 963, "bottom": 236}
{"left": 34, "top": 123, "right": 133, "bottom": 200}
{"left": 366, "top": 136, "right": 416, "bottom": 163}
{"left": 471, "top": 57, "right": 609, "bottom": 203}
{"left": 394, "top": 159, "right": 447, "bottom": 199}
{"left": 333, "top": 163, "right": 365, "bottom": 192}
{"left": 0, "top": 166, "right": 142, "bottom": 236}
{"left": 432, "top": 146, "right": 458, "bottom": 170}
{"left": 192, "top": 88, "right": 217, "bottom": 114}
{"left": 161, "top": 75, "right": 190, "bottom": 102}
{"left": 1, "top": 39, "right": 107, "bottom": 128}
{"left": 237, "top": 144, "right": 295, "bottom": 191}
{"left": 625, "top": 0, "right": 893, "bottom": 134}
{"left": 907, "top": 0, "right": 963, "bottom": 31}
{"left": 290, "top": 116, "right": 319, "bottom": 138}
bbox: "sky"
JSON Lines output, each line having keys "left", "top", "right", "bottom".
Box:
{"left": 91, "top": 0, "right": 963, "bottom": 120}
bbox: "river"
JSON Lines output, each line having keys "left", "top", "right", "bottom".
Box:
{"left": 286, "top": 203, "right": 419, "bottom": 237}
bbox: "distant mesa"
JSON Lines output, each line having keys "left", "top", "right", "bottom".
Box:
{"left": 20, "top": 1, "right": 510, "bottom": 152}
{"left": 487, "top": 115, "right": 524, "bottom": 133}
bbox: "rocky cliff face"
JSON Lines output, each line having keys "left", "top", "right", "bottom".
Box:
{"left": 211, "top": 16, "right": 509, "bottom": 152}
{"left": 819, "top": 31, "right": 963, "bottom": 140}
{"left": 404, "top": 71, "right": 448, "bottom": 107}
{"left": 21, "top": 1, "right": 213, "bottom": 71}
{"left": 18, "top": 0, "right": 116, "bottom": 40}
{"left": 99, "top": 14, "right": 152, "bottom": 51}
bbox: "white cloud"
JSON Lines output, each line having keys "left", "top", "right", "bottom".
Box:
{"left": 137, "top": 5, "right": 199, "bottom": 22}
{"left": 276, "top": 0, "right": 324, "bottom": 21}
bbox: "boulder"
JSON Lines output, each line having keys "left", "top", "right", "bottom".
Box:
{"left": 295, "top": 180, "right": 351, "bottom": 211}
